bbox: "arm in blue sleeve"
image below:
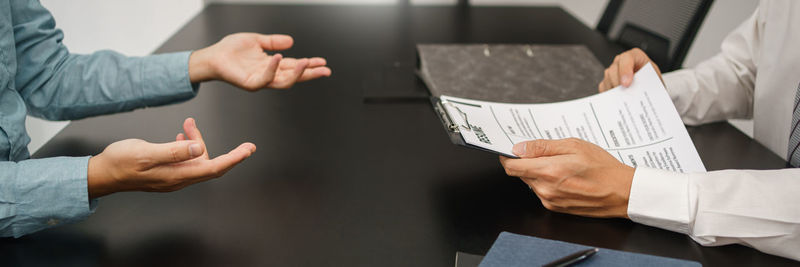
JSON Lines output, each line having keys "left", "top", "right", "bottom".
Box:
{"left": 10, "top": 0, "right": 198, "bottom": 121}
{"left": 0, "top": 156, "right": 96, "bottom": 238}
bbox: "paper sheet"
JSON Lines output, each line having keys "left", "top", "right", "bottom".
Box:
{"left": 441, "top": 64, "right": 706, "bottom": 173}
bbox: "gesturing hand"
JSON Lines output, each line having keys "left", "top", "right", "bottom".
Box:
{"left": 188, "top": 33, "right": 331, "bottom": 90}
{"left": 499, "top": 138, "right": 635, "bottom": 218}
{"left": 87, "top": 118, "right": 256, "bottom": 198}
{"left": 598, "top": 48, "right": 663, "bottom": 92}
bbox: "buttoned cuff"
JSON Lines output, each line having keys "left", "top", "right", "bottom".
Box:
{"left": 628, "top": 167, "right": 691, "bottom": 234}
{"left": 12, "top": 156, "right": 97, "bottom": 237}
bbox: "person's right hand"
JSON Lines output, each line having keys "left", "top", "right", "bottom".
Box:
{"left": 87, "top": 118, "right": 256, "bottom": 198}
{"left": 598, "top": 48, "right": 664, "bottom": 92}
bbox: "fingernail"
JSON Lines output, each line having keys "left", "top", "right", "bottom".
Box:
{"left": 512, "top": 143, "right": 526, "bottom": 156}
{"left": 190, "top": 143, "right": 202, "bottom": 157}
{"left": 622, "top": 74, "right": 632, "bottom": 85}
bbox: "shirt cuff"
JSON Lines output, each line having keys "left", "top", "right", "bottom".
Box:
{"left": 138, "top": 51, "right": 199, "bottom": 107}
{"left": 628, "top": 167, "right": 691, "bottom": 234}
{"left": 12, "top": 156, "right": 97, "bottom": 237}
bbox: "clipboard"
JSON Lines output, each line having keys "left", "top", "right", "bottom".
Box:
{"left": 431, "top": 97, "right": 520, "bottom": 159}
{"left": 419, "top": 44, "right": 604, "bottom": 160}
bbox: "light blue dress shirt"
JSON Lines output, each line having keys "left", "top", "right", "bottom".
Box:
{"left": 1, "top": 0, "right": 198, "bottom": 237}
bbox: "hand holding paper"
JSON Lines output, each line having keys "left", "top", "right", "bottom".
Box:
{"left": 493, "top": 63, "right": 703, "bottom": 218}
{"left": 598, "top": 48, "right": 664, "bottom": 92}
{"left": 499, "top": 138, "right": 635, "bottom": 218}
{"left": 436, "top": 63, "right": 704, "bottom": 217}
{"left": 441, "top": 63, "right": 704, "bottom": 172}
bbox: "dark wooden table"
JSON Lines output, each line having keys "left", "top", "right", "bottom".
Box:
{"left": 2, "top": 4, "right": 795, "bottom": 266}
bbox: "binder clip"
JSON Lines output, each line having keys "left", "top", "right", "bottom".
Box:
{"left": 433, "top": 98, "right": 475, "bottom": 134}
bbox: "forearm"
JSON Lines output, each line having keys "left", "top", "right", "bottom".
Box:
{"left": 11, "top": 0, "right": 198, "bottom": 121}
{"left": 662, "top": 8, "right": 759, "bottom": 125}
{"left": 0, "top": 157, "right": 96, "bottom": 238}
{"left": 19, "top": 51, "right": 198, "bottom": 120}
{"left": 663, "top": 54, "right": 755, "bottom": 125}
{"left": 628, "top": 168, "right": 800, "bottom": 261}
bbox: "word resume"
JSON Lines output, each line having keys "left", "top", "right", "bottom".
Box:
{"left": 440, "top": 64, "right": 706, "bottom": 173}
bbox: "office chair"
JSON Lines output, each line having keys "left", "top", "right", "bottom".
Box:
{"left": 597, "top": 0, "right": 713, "bottom": 71}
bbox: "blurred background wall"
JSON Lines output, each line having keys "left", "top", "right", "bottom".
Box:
{"left": 30, "top": 0, "right": 758, "bottom": 153}
{"left": 27, "top": 0, "right": 204, "bottom": 153}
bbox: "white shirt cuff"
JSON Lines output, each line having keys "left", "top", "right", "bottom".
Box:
{"left": 628, "top": 167, "right": 692, "bottom": 234}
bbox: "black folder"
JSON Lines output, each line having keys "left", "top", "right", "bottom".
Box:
{"left": 418, "top": 44, "right": 605, "bottom": 155}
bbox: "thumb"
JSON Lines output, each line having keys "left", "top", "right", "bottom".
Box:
{"left": 257, "top": 34, "right": 294, "bottom": 51}
{"left": 148, "top": 140, "right": 205, "bottom": 164}
{"left": 512, "top": 139, "right": 579, "bottom": 158}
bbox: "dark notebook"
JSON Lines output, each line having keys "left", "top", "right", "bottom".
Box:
{"left": 417, "top": 44, "right": 605, "bottom": 104}
{"left": 479, "top": 232, "right": 701, "bottom": 267}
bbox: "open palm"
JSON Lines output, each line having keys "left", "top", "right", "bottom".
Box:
{"left": 190, "top": 33, "right": 330, "bottom": 90}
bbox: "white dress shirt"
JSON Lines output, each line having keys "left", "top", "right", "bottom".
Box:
{"left": 627, "top": 0, "right": 800, "bottom": 261}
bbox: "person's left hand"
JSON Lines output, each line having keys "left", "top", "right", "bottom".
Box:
{"left": 87, "top": 118, "right": 256, "bottom": 198}
{"left": 188, "top": 33, "right": 331, "bottom": 90}
{"left": 499, "top": 138, "right": 635, "bottom": 218}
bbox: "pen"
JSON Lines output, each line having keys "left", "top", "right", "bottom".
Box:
{"left": 541, "top": 248, "right": 599, "bottom": 267}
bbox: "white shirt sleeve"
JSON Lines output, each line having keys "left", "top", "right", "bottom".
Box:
{"left": 628, "top": 167, "right": 800, "bottom": 261}
{"left": 661, "top": 7, "right": 760, "bottom": 126}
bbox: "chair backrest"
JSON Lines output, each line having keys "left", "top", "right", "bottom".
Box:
{"left": 597, "top": 0, "right": 713, "bottom": 71}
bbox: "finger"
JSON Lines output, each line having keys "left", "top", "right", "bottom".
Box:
{"left": 500, "top": 155, "right": 549, "bottom": 177}
{"left": 174, "top": 142, "right": 256, "bottom": 180}
{"left": 183, "top": 118, "right": 203, "bottom": 142}
{"left": 277, "top": 57, "right": 326, "bottom": 69}
{"left": 606, "top": 64, "right": 620, "bottom": 88}
{"left": 256, "top": 54, "right": 283, "bottom": 88}
{"left": 617, "top": 52, "right": 636, "bottom": 87}
{"left": 499, "top": 155, "right": 520, "bottom": 176}
{"left": 599, "top": 68, "right": 615, "bottom": 92}
{"left": 499, "top": 155, "right": 512, "bottom": 167}
{"left": 292, "top": 58, "right": 310, "bottom": 75}
{"left": 176, "top": 133, "right": 185, "bottom": 141}
{"left": 630, "top": 48, "right": 653, "bottom": 71}
{"left": 502, "top": 157, "right": 561, "bottom": 180}
{"left": 182, "top": 118, "right": 208, "bottom": 157}
{"left": 308, "top": 57, "right": 327, "bottom": 68}
{"left": 524, "top": 178, "right": 613, "bottom": 216}
{"left": 511, "top": 138, "right": 583, "bottom": 158}
{"left": 277, "top": 57, "right": 298, "bottom": 69}
{"left": 206, "top": 143, "right": 257, "bottom": 176}
{"left": 297, "top": 67, "right": 332, "bottom": 82}
{"left": 270, "top": 58, "right": 309, "bottom": 88}
{"left": 148, "top": 140, "right": 205, "bottom": 164}
{"left": 502, "top": 157, "right": 541, "bottom": 177}
{"left": 257, "top": 34, "right": 294, "bottom": 51}
{"left": 598, "top": 81, "right": 606, "bottom": 93}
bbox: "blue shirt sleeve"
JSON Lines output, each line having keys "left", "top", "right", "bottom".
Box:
{"left": 0, "top": 156, "right": 96, "bottom": 238}
{"left": 0, "top": 0, "right": 200, "bottom": 238}
{"left": 10, "top": 0, "right": 198, "bottom": 121}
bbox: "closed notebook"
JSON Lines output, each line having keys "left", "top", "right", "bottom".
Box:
{"left": 479, "top": 232, "right": 701, "bottom": 267}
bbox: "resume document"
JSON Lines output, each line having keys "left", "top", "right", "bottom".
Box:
{"left": 440, "top": 64, "right": 706, "bottom": 173}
